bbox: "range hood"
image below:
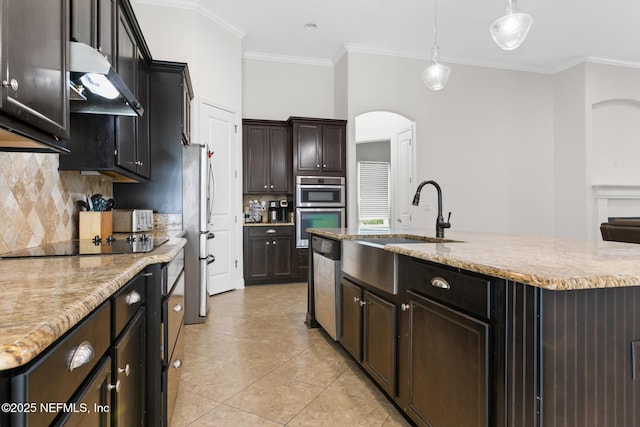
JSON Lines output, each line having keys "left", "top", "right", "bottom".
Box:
{"left": 69, "top": 41, "right": 144, "bottom": 117}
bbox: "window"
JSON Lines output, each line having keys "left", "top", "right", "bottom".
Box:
{"left": 358, "top": 161, "right": 390, "bottom": 228}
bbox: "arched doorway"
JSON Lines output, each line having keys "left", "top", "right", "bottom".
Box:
{"left": 354, "top": 111, "right": 415, "bottom": 229}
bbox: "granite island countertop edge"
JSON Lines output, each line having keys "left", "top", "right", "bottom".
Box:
{"left": 307, "top": 228, "right": 640, "bottom": 292}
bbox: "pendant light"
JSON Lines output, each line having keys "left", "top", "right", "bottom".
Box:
{"left": 422, "top": 0, "right": 450, "bottom": 91}
{"left": 490, "top": 0, "right": 533, "bottom": 50}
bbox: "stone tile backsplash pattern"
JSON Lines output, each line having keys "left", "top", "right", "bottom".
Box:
{"left": 0, "top": 153, "right": 112, "bottom": 254}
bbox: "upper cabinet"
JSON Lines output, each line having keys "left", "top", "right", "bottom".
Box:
{"left": 0, "top": 0, "right": 70, "bottom": 153}
{"left": 60, "top": 0, "right": 152, "bottom": 182}
{"left": 290, "top": 117, "right": 347, "bottom": 177}
{"left": 243, "top": 120, "right": 292, "bottom": 194}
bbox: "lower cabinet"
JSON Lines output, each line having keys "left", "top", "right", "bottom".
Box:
{"left": 339, "top": 278, "right": 397, "bottom": 397}
{"left": 243, "top": 226, "right": 293, "bottom": 284}
{"left": 405, "top": 290, "right": 488, "bottom": 427}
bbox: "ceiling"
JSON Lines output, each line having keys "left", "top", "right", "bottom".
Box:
{"left": 141, "top": 0, "right": 640, "bottom": 73}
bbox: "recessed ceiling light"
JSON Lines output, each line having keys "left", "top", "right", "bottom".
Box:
{"left": 304, "top": 23, "right": 318, "bottom": 30}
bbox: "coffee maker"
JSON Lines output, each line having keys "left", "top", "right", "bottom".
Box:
{"left": 268, "top": 200, "right": 288, "bottom": 223}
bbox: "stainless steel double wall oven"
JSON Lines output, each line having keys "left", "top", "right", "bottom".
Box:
{"left": 295, "top": 176, "right": 345, "bottom": 247}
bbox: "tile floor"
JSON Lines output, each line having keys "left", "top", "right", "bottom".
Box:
{"left": 172, "top": 283, "right": 412, "bottom": 426}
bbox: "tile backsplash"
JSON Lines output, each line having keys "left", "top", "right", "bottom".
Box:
{"left": 0, "top": 152, "right": 112, "bottom": 254}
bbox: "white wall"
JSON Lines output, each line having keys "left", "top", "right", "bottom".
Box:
{"left": 346, "top": 52, "right": 555, "bottom": 236}
{"left": 242, "top": 59, "right": 334, "bottom": 120}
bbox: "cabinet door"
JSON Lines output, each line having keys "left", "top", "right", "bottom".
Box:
{"left": 181, "top": 77, "right": 191, "bottom": 145}
{"left": 339, "top": 279, "right": 362, "bottom": 361}
{"left": 56, "top": 356, "right": 112, "bottom": 427}
{"left": 246, "top": 236, "right": 270, "bottom": 281}
{"left": 407, "top": 290, "right": 489, "bottom": 427}
{"left": 321, "top": 124, "right": 345, "bottom": 173}
{"left": 269, "top": 126, "right": 291, "bottom": 193}
{"left": 1, "top": 0, "right": 69, "bottom": 139}
{"left": 243, "top": 125, "right": 269, "bottom": 193}
{"left": 362, "top": 290, "right": 397, "bottom": 397}
{"left": 70, "top": 0, "right": 97, "bottom": 45}
{"left": 136, "top": 57, "right": 150, "bottom": 178}
{"left": 97, "top": 0, "right": 115, "bottom": 64}
{"left": 271, "top": 236, "right": 292, "bottom": 278}
{"left": 112, "top": 308, "right": 146, "bottom": 427}
{"left": 295, "top": 123, "right": 322, "bottom": 173}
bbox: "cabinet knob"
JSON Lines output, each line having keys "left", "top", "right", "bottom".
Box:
{"left": 2, "top": 79, "right": 18, "bottom": 90}
{"left": 359, "top": 300, "right": 367, "bottom": 307}
{"left": 67, "top": 341, "right": 95, "bottom": 372}
{"left": 173, "top": 359, "right": 183, "bottom": 369}
{"left": 108, "top": 380, "right": 121, "bottom": 393}
{"left": 316, "top": 164, "right": 320, "bottom": 168}
{"left": 401, "top": 303, "right": 410, "bottom": 312}
{"left": 270, "top": 185, "right": 274, "bottom": 188}
{"left": 264, "top": 185, "right": 268, "bottom": 189}
{"left": 323, "top": 164, "right": 327, "bottom": 168}
{"left": 118, "top": 364, "right": 131, "bottom": 377}
{"left": 173, "top": 304, "right": 183, "bottom": 313}
{"left": 272, "top": 240, "right": 276, "bottom": 244}
{"left": 353, "top": 297, "right": 359, "bottom": 304}
{"left": 125, "top": 290, "right": 141, "bottom": 305}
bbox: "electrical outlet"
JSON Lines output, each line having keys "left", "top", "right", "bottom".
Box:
{"left": 632, "top": 341, "right": 640, "bottom": 380}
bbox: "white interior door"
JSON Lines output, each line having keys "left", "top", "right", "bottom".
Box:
{"left": 395, "top": 127, "right": 414, "bottom": 228}
{"left": 199, "top": 100, "right": 241, "bottom": 295}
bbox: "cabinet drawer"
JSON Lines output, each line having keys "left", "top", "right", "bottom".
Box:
{"left": 164, "top": 248, "right": 184, "bottom": 295}
{"left": 163, "top": 326, "right": 184, "bottom": 426}
{"left": 113, "top": 273, "right": 146, "bottom": 339}
{"left": 247, "top": 225, "right": 293, "bottom": 238}
{"left": 402, "top": 257, "right": 491, "bottom": 319}
{"left": 13, "top": 302, "right": 111, "bottom": 427}
{"left": 163, "top": 271, "right": 185, "bottom": 364}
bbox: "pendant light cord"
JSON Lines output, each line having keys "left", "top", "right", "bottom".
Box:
{"left": 433, "top": 0, "right": 439, "bottom": 48}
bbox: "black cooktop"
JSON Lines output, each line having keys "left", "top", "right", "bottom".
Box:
{"left": 0, "top": 235, "right": 169, "bottom": 259}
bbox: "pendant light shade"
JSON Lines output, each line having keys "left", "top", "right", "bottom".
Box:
{"left": 422, "top": 47, "right": 450, "bottom": 91}
{"left": 490, "top": 0, "right": 533, "bottom": 50}
{"left": 423, "top": 0, "right": 450, "bottom": 91}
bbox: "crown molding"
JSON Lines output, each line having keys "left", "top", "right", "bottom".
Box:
{"left": 243, "top": 51, "right": 333, "bottom": 67}
{"left": 132, "top": 0, "right": 246, "bottom": 39}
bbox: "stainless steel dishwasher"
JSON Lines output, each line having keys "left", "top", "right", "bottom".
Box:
{"left": 311, "top": 235, "right": 341, "bottom": 340}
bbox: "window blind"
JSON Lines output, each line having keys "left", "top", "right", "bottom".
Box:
{"left": 358, "top": 161, "right": 390, "bottom": 221}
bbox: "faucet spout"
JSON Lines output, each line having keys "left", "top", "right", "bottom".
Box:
{"left": 412, "top": 180, "right": 451, "bottom": 238}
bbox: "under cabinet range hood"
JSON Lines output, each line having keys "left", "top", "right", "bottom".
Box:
{"left": 69, "top": 42, "right": 144, "bottom": 117}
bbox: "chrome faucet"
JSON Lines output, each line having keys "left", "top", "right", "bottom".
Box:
{"left": 412, "top": 180, "right": 451, "bottom": 238}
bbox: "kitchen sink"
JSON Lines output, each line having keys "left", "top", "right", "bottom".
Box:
{"left": 342, "top": 236, "right": 460, "bottom": 295}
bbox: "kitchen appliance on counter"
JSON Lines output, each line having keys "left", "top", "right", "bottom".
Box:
{"left": 182, "top": 144, "right": 215, "bottom": 324}
{"left": 296, "top": 176, "right": 346, "bottom": 247}
{"left": 268, "top": 200, "right": 289, "bottom": 223}
{"left": 0, "top": 235, "right": 168, "bottom": 258}
{"left": 112, "top": 209, "right": 154, "bottom": 233}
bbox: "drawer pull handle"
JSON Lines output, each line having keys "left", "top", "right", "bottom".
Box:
{"left": 173, "top": 359, "right": 183, "bottom": 369}
{"left": 118, "top": 364, "right": 131, "bottom": 377}
{"left": 108, "top": 380, "right": 121, "bottom": 393}
{"left": 431, "top": 277, "right": 451, "bottom": 290}
{"left": 266, "top": 229, "right": 277, "bottom": 234}
{"left": 67, "top": 341, "right": 94, "bottom": 372}
{"left": 173, "top": 304, "right": 183, "bottom": 313}
{"left": 125, "top": 290, "right": 142, "bottom": 305}
{"left": 401, "top": 303, "right": 410, "bottom": 312}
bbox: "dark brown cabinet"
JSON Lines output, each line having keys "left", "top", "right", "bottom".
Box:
{"left": 112, "top": 308, "right": 146, "bottom": 426}
{"left": 243, "top": 226, "right": 294, "bottom": 284}
{"left": 291, "top": 117, "right": 346, "bottom": 176}
{"left": 70, "top": 0, "right": 114, "bottom": 64}
{"left": 0, "top": 0, "right": 70, "bottom": 153}
{"left": 406, "top": 290, "right": 489, "bottom": 427}
{"left": 60, "top": 0, "right": 152, "bottom": 182}
{"left": 243, "top": 120, "right": 291, "bottom": 194}
{"left": 339, "top": 278, "right": 397, "bottom": 397}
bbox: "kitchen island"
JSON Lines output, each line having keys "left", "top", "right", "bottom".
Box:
{"left": 0, "top": 237, "right": 186, "bottom": 426}
{"left": 307, "top": 227, "right": 640, "bottom": 427}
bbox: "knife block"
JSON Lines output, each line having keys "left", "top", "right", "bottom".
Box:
{"left": 79, "top": 211, "right": 113, "bottom": 239}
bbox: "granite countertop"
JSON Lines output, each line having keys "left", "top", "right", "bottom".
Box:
{"left": 0, "top": 237, "right": 186, "bottom": 371}
{"left": 307, "top": 227, "right": 640, "bottom": 291}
